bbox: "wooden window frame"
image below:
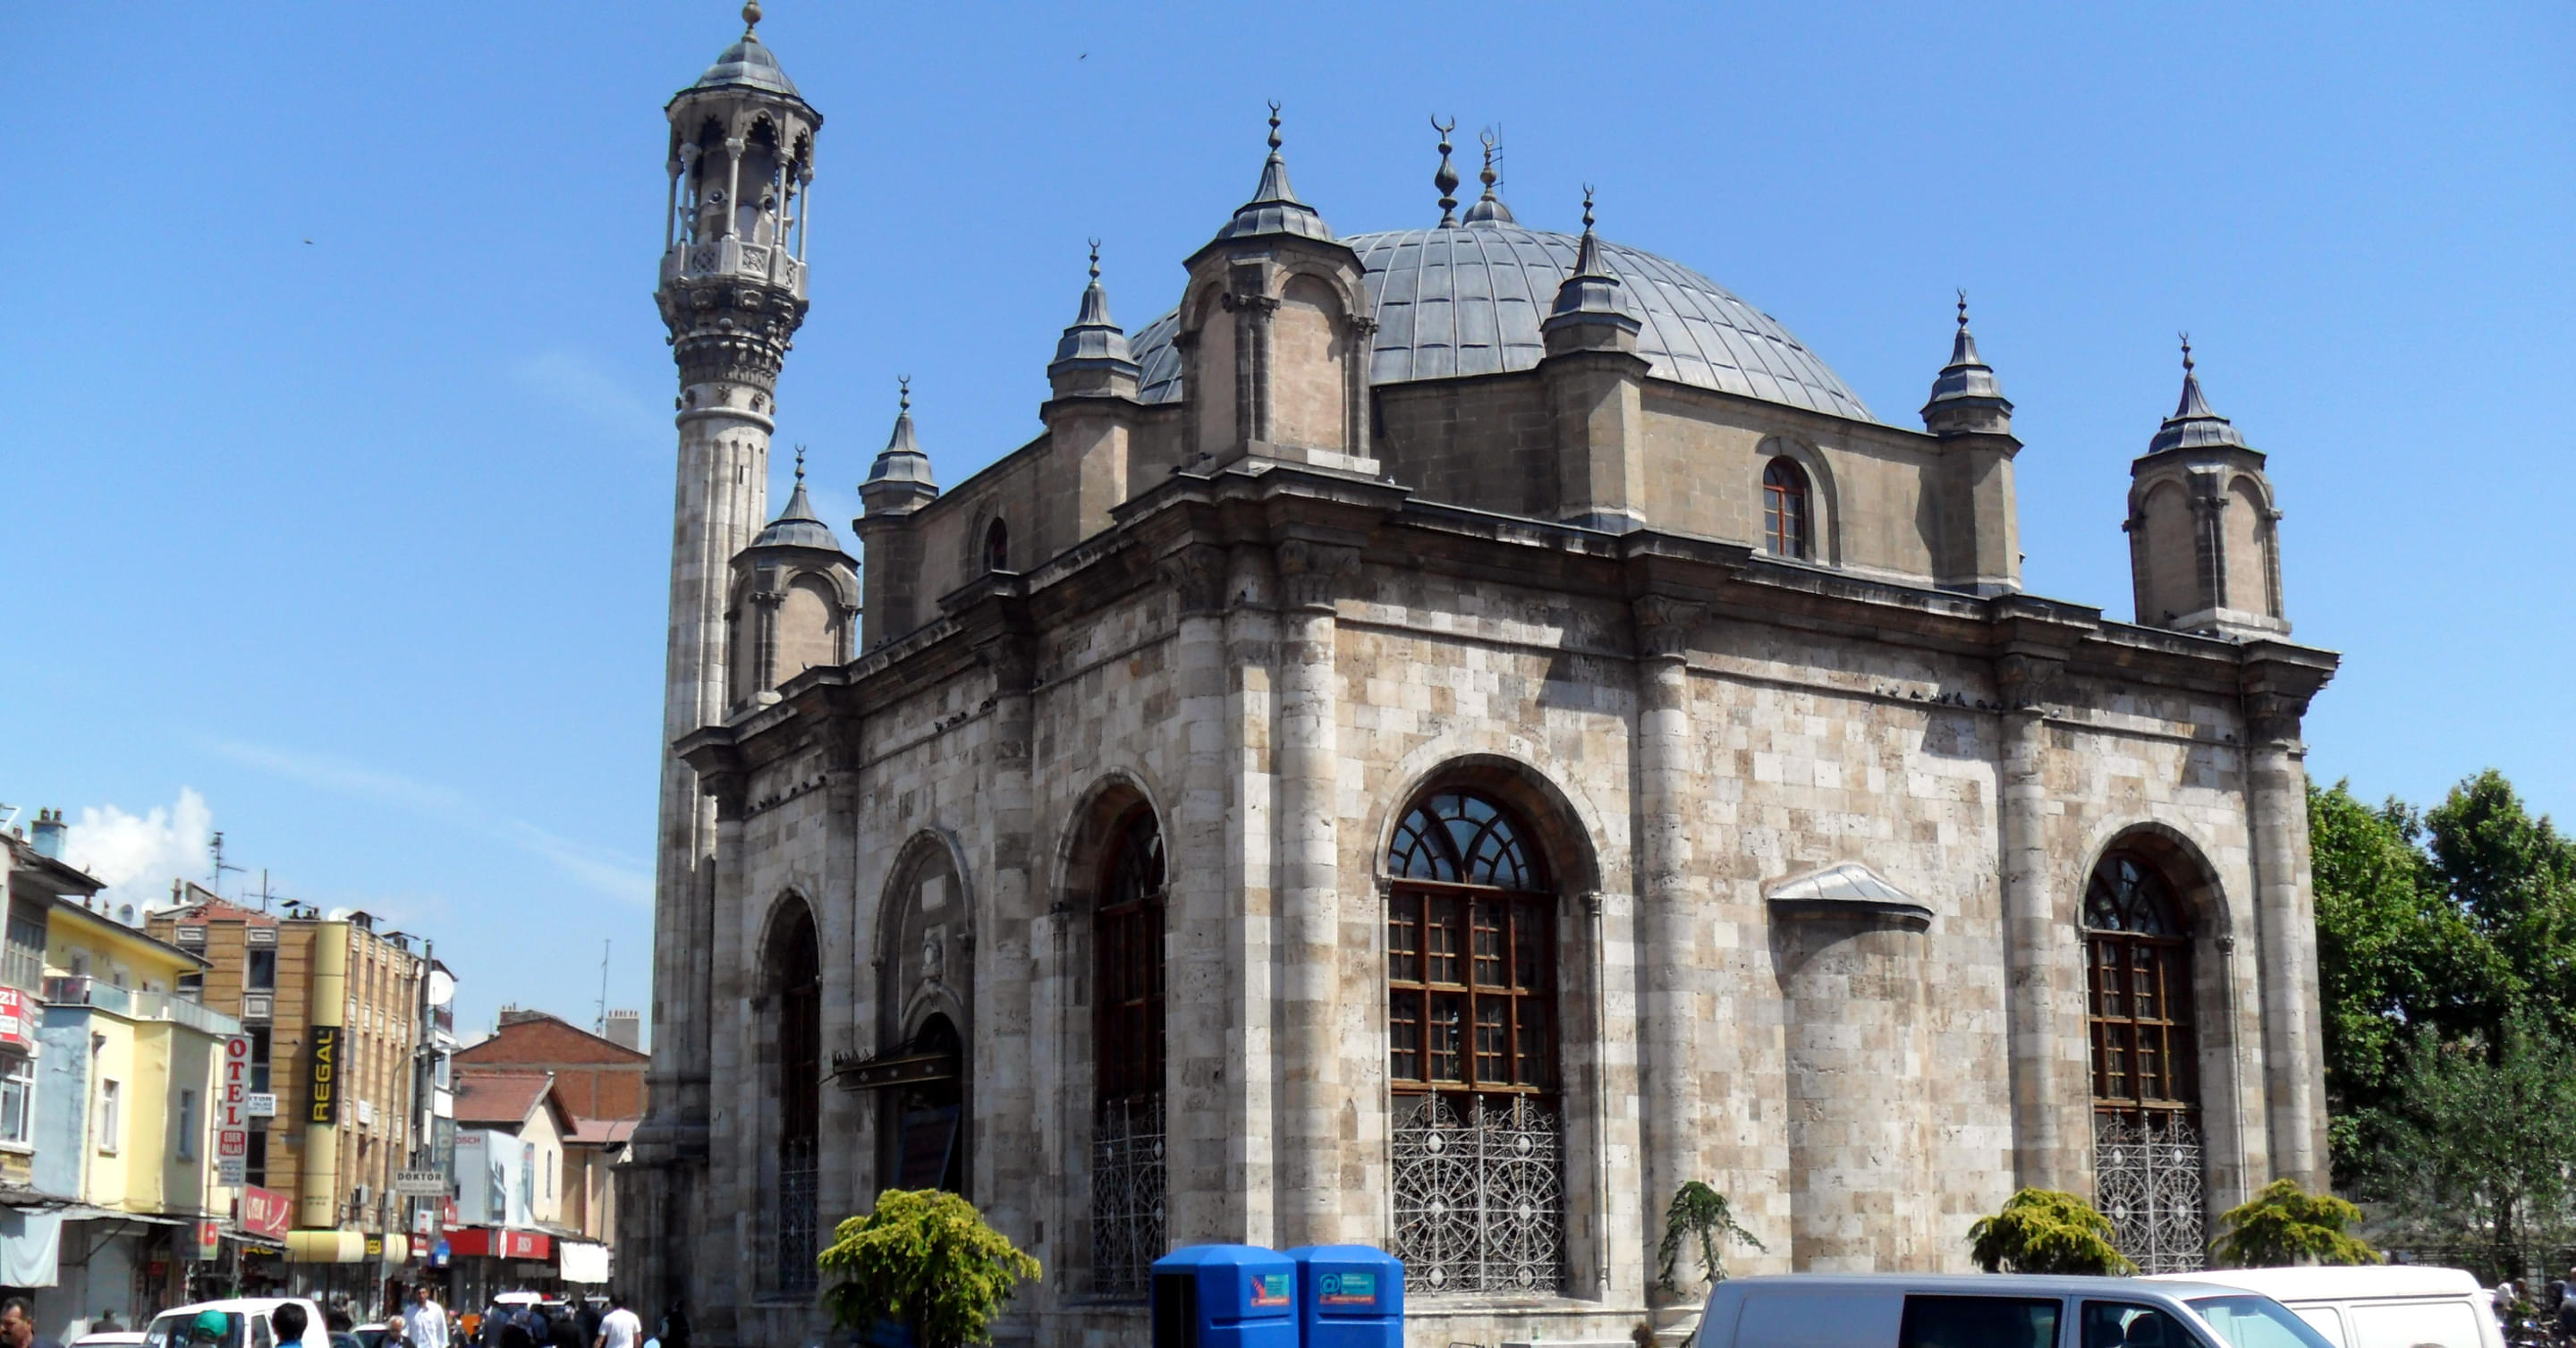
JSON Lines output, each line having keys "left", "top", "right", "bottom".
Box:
{"left": 1094, "top": 809, "right": 1167, "bottom": 1107}
{"left": 2082, "top": 853, "right": 2199, "bottom": 1124}
{"left": 1385, "top": 793, "right": 1557, "bottom": 1108}
{"left": 1762, "top": 458, "right": 1810, "bottom": 560}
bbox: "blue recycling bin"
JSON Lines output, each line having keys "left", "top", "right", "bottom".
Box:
{"left": 1286, "top": 1245, "right": 1403, "bottom": 1348}
{"left": 1152, "top": 1244, "right": 1300, "bottom": 1348}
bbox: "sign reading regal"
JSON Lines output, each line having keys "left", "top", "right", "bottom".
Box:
{"left": 305, "top": 1026, "right": 342, "bottom": 1125}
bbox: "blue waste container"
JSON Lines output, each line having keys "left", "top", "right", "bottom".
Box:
{"left": 1286, "top": 1245, "right": 1403, "bottom": 1348}
{"left": 1152, "top": 1244, "right": 1300, "bottom": 1348}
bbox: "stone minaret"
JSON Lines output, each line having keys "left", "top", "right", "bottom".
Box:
{"left": 628, "top": 0, "right": 819, "bottom": 1313}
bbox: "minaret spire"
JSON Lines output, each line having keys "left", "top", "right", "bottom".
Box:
{"left": 2151, "top": 332, "right": 2245, "bottom": 451}
{"left": 1051, "top": 240, "right": 1140, "bottom": 397}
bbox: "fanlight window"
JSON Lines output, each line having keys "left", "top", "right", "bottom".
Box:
{"left": 1388, "top": 791, "right": 1539, "bottom": 890}
{"left": 2082, "top": 850, "right": 2207, "bottom": 1274}
{"left": 1762, "top": 458, "right": 1810, "bottom": 559}
{"left": 1385, "top": 789, "right": 1563, "bottom": 1295}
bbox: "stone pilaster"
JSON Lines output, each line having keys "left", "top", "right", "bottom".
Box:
{"left": 1996, "top": 651, "right": 2079, "bottom": 1192}
{"left": 1157, "top": 544, "right": 1232, "bottom": 1245}
{"left": 973, "top": 632, "right": 1040, "bottom": 1241}
{"left": 1271, "top": 537, "right": 1358, "bottom": 1247}
{"left": 1224, "top": 545, "right": 1280, "bottom": 1242}
{"left": 1630, "top": 593, "right": 1704, "bottom": 1295}
{"left": 2245, "top": 685, "right": 2326, "bottom": 1189}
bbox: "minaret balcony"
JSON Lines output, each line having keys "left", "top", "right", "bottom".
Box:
{"left": 661, "top": 236, "right": 806, "bottom": 300}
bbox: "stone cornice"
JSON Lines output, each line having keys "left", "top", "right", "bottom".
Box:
{"left": 694, "top": 457, "right": 2339, "bottom": 782}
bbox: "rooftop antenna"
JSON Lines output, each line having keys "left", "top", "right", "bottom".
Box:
{"left": 596, "top": 938, "right": 612, "bottom": 1035}
{"left": 253, "top": 868, "right": 279, "bottom": 913}
{"left": 1487, "top": 123, "right": 1504, "bottom": 199}
{"left": 209, "top": 831, "right": 247, "bottom": 891}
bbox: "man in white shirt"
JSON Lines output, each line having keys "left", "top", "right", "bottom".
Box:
{"left": 398, "top": 1287, "right": 448, "bottom": 1348}
{"left": 594, "top": 1298, "right": 640, "bottom": 1348}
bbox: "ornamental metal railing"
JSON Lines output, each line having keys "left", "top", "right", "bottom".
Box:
{"left": 1392, "top": 1093, "right": 1565, "bottom": 1295}
{"left": 1090, "top": 1092, "right": 1165, "bottom": 1298}
{"left": 2094, "top": 1111, "right": 2207, "bottom": 1274}
{"left": 775, "top": 1135, "right": 818, "bottom": 1296}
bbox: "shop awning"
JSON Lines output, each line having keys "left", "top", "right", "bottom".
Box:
{"left": 286, "top": 1230, "right": 366, "bottom": 1263}
{"left": 557, "top": 1241, "right": 610, "bottom": 1285}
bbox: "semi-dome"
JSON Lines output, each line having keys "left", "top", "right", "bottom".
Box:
{"left": 1130, "top": 221, "right": 1873, "bottom": 422}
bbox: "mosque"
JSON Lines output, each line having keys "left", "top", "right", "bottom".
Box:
{"left": 615, "top": 8, "right": 2339, "bottom": 1347}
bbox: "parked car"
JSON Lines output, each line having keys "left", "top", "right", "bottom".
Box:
{"left": 143, "top": 1300, "right": 332, "bottom": 1348}
{"left": 1696, "top": 1273, "right": 2336, "bottom": 1348}
{"left": 350, "top": 1322, "right": 394, "bottom": 1348}
{"left": 2146, "top": 1265, "right": 2504, "bottom": 1348}
{"left": 72, "top": 1334, "right": 148, "bottom": 1348}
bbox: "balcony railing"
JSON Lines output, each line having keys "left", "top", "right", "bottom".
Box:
{"left": 41, "top": 976, "right": 243, "bottom": 1037}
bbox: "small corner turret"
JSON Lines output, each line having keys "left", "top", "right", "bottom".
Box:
{"left": 2125, "top": 337, "right": 2289, "bottom": 639}
{"left": 1175, "top": 105, "right": 1377, "bottom": 476}
{"left": 855, "top": 381, "right": 938, "bottom": 648}
{"left": 1044, "top": 243, "right": 1142, "bottom": 547}
{"left": 1921, "top": 292, "right": 2021, "bottom": 596}
{"left": 726, "top": 448, "right": 858, "bottom": 712}
{"left": 1538, "top": 189, "right": 1650, "bottom": 534}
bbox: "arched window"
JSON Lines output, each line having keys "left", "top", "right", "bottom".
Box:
{"left": 1762, "top": 458, "right": 1810, "bottom": 559}
{"left": 2082, "top": 851, "right": 2205, "bottom": 1273}
{"left": 984, "top": 517, "right": 1010, "bottom": 573}
{"left": 1385, "top": 790, "right": 1563, "bottom": 1294}
{"left": 770, "top": 902, "right": 822, "bottom": 1295}
{"left": 1091, "top": 807, "right": 1166, "bottom": 1296}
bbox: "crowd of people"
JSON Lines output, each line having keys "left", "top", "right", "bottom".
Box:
{"left": 393, "top": 1290, "right": 673, "bottom": 1348}
{"left": 2491, "top": 1268, "right": 2576, "bottom": 1344}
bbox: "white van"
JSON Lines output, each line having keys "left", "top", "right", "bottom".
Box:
{"left": 2146, "top": 1266, "right": 2503, "bottom": 1348}
{"left": 1696, "top": 1273, "right": 2334, "bottom": 1348}
{"left": 142, "top": 1299, "right": 332, "bottom": 1348}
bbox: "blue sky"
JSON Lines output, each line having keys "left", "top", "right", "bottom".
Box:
{"left": 2, "top": 3, "right": 2567, "bottom": 1044}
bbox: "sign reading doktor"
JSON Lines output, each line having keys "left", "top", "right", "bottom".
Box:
{"left": 305, "top": 1026, "right": 342, "bottom": 1124}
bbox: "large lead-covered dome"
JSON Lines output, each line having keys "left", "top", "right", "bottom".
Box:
{"left": 1128, "top": 221, "right": 1873, "bottom": 422}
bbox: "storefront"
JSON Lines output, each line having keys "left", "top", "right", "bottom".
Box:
{"left": 443, "top": 1227, "right": 552, "bottom": 1310}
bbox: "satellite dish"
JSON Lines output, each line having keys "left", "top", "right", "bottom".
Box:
{"left": 426, "top": 968, "right": 458, "bottom": 1007}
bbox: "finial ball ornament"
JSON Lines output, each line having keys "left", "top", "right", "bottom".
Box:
{"left": 741, "top": 1, "right": 762, "bottom": 32}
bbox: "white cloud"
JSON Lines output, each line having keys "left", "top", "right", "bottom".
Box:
{"left": 66, "top": 788, "right": 216, "bottom": 914}
{"left": 198, "top": 737, "right": 652, "bottom": 907}
{"left": 513, "top": 347, "right": 666, "bottom": 445}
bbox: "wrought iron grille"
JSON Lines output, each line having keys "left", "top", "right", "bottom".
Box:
{"left": 1091, "top": 1091, "right": 1165, "bottom": 1297}
{"left": 776, "top": 1134, "right": 819, "bottom": 1294}
{"left": 1392, "top": 1093, "right": 1565, "bottom": 1295}
{"left": 2094, "top": 1112, "right": 2207, "bottom": 1274}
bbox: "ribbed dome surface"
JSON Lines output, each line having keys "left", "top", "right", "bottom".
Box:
{"left": 1130, "top": 222, "right": 1872, "bottom": 422}
{"left": 683, "top": 36, "right": 801, "bottom": 100}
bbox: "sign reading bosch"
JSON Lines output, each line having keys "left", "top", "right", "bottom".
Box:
{"left": 305, "top": 1026, "right": 342, "bottom": 1125}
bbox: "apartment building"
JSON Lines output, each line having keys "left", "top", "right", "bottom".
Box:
{"left": 148, "top": 891, "right": 435, "bottom": 1301}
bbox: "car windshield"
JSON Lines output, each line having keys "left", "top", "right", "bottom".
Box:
{"left": 2190, "top": 1296, "right": 2343, "bottom": 1348}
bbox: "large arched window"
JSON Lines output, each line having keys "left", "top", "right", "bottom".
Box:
{"left": 2083, "top": 851, "right": 2205, "bottom": 1273}
{"left": 1385, "top": 790, "right": 1563, "bottom": 1294}
{"left": 769, "top": 902, "right": 822, "bottom": 1295}
{"left": 1091, "top": 807, "right": 1165, "bottom": 1296}
{"left": 1762, "top": 458, "right": 1810, "bottom": 559}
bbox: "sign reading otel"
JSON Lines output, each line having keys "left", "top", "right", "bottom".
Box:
{"left": 307, "top": 1026, "right": 341, "bottom": 1124}
{"left": 218, "top": 1033, "right": 251, "bottom": 1187}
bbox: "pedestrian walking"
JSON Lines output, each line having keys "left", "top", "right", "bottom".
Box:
{"left": 91, "top": 1314, "right": 122, "bottom": 1335}
{"left": 2556, "top": 1268, "right": 2576, "bottom": 1342}
{"left": 400, "top": 1287, "right": 449, "bottom": 1348}
{"left": 592, "top": 1297, "right": 639, "bottom": 1348}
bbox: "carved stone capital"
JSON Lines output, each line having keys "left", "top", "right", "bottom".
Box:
{"left": 1995, "top": 651, "right": 2065, "bottom": 714}
{"left": 974, "top": 633, "right": 1038, "bottom": 694}
{"left": 2243, "top": 690, "right": 2310, "bottom": 746}
{"left": 1631, "top": 595, "right": 1706, "bottom": 661}
{"left": 1275, "top": 539, "right": 1361, "bottom": 611}
{"left": 1155, "top": 543, "right": 1230, "bottom": 615}
{"left": 1221, "top": 292, "right": 1282, "bottom": 317}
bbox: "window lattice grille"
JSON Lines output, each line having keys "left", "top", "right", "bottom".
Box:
{"left": 1090, "top": 1092, "right": 1165, "bottom": 1298}
{"left": 1391, "top": 1093, "right": 1564, "bottom": 1295}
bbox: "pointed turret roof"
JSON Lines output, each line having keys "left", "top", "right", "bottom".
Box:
{"left": 1050, "top": 242, "right": 1139, "bottom": 376}
{"left": 1925, "top": 291, "right": 2009, "bottom": 411}
{"left": 861, "top": 380, "right": 938, "bottom": 513}
{"left": 751, "top": 448, "right": 843, "bottom": 551}
{"left": 2148, "top": 335, "right": 2248, "bottom": 454}
{"left": 1546, "top": 190, "right": 1632, "bottom": 326}
{"left": 1211, "top": 104, "right": 1335, "bottom": 244}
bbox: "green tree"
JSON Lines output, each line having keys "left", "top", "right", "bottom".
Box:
{"left": 818, "top": 1189, "right": 1042, "bottom": 1348}
{"left": 1656, "top": 1181, "right": 1767, "bottom": 1293}
{"left": 2420, "top": 770, "right": 2576, "bottom": 1044}
{"left": 1966, "top": 1189, "right": 2135, "bottom": 1276}
{"left": 2358, "top": 1015, "right": 2576, "bottom": 1280}
{"left": 2208, "top": 1179, "right": 2378, "bottom": 1267}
